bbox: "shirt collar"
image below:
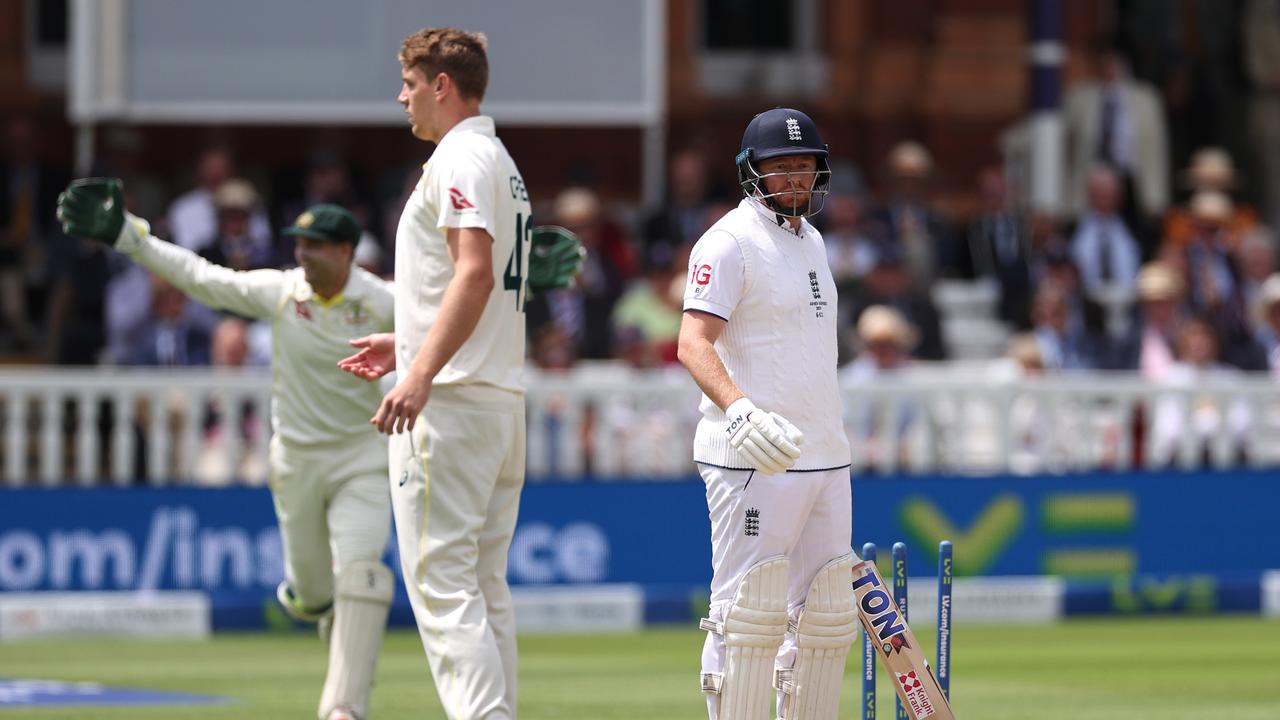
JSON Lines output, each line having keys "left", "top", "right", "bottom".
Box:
{"left": 441, "top": 115, "right": 495, "bottom": 144}
{"left": 425, "top": 116, "right": 495, "bottom": 173}
{"left": 741, "top": 196, "right": 808, "bottom": 236}
{"left": 291, "top": 265, "right": 364, "bottom": 305}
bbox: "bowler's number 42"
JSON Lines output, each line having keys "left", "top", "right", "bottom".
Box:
{"left": 503, "top": 213, "right": 533, "bottom": 311}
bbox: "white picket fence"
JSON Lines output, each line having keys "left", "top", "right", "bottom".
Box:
{"left": 2, "top": 363, "right": 1279, "bottom": 486}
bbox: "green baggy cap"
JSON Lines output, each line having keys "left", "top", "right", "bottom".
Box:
{"left": 284, "top": 204, "right": 361, "bottom": 244}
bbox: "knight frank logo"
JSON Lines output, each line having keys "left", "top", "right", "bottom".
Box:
{"left": 744, "top": 508, "right": 760, "bottom": 537}
{"left": 894, "top": 671, "right": 936, "bottom": 719}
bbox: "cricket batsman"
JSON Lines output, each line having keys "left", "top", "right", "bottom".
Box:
{"left": 677, "top": 108, "right": 859, "bottom": 720}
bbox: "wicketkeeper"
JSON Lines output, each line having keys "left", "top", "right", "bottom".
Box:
{"left": 58, "top": 181, "right": 395, "bottom": 720}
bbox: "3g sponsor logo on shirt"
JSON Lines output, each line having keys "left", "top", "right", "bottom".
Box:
{"left": 690, "top": 263, "right": 712, "bottom": 294}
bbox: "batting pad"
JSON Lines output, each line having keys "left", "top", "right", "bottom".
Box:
{"left": 319, "top": 561, "right": 393, "bottom": 720}
{"left": 776, "top": 553, "right": 858, "bottom": 720}
{"left": 700, "top": 555, "right": 789, "bottom": 720}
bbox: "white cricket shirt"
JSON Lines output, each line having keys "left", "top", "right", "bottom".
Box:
{"left": 683, "top": 198, "right": 852, "bottom": 470}
{"left": 118, "top": 219, "right": 394, "bottom": 448}
{"left": 394, "top": 115, "right": 531, "bottom": 395}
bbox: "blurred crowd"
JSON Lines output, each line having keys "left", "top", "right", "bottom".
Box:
{"left": 533, "top": 30, "right": 1280, "bottom": 394}
{"left": 5, "top": 32, "right": 1280, "bottom": 401}
{"left": 0, "top": 123, "right": 392, "bottom": 371}
{"left": 6, "top": 13, "right": 1280, "bottom": 480}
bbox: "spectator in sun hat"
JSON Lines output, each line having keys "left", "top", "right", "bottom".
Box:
{"left": 843, "top": 305, "right": 918, "bottom": 380}
{"left": 865, "top": 141, "right": 957, "bottom": 288}
{"left": 1113, "top": 262, "right": 1188, "bottom": 378}
{"left": 1162, "top": 147, "right": 1260, "bottom": 251}
{"left": 1177, "top": 191, "right": 1251, "bottom": 351}
{"left": 199, "top": 178, "right": 277, "bottom": 271}
{"left": 841, "top": 305, "right": 920, "bottom": 470}
{"left": 842, "top": 240, "right": 947, "bottom": 361}
{"left": 166, "top": 146, "right": 273, "bottom": 255}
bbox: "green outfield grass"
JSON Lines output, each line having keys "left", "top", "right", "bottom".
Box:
{"left": 1, "top": 616, "right": 1279, "bottom": 719}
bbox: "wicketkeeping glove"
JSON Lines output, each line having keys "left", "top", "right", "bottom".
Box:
{"left": 527, "top": 225, "right": 586, "bottom": 296}
{"left": 725, "top": 397, "right": 804, "bottom": 474}
{"left": 56, "top": 177, "right": 126, "bottom": 246}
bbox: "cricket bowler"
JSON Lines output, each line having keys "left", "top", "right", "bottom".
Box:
{"left": 336, "top": 27, "right": 534, "bottom": 720}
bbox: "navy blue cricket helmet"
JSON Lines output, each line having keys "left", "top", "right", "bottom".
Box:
{"left": 735, "top": 108, "right": 832, "bottom": 218}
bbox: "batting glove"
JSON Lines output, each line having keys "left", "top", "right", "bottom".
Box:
{"left": 725, "top": 397, "right": 804, "bottom": 474}
{"left": 56, "top": 178, "right": 127, "bottom": 246}
{"left": 527, "top": 225, "right": 586, "bottom": 296}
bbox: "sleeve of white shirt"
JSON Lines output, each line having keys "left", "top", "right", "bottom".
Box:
{"left": 117, "top": 214, "right": 284, "bottom": 320}
{"left": 433, "top": 146, "right": 495, "bottom": 233}
{"left": 683, "top": 229, "right": 746, "bottom": 321}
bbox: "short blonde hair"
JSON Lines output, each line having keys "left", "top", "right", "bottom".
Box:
{"left": 399, "top": 27, "right": 489, "bottom": 102}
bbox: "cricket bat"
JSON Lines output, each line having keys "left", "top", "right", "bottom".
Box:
{"left": 851, "top": 559, "right": 956, "bottom": 720}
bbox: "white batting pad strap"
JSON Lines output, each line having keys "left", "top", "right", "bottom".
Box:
{"left": 778, "top": 553, "right": 859, "bottom": 720}
{"left": 706, "top": 555, "right": 789, "bottom": 720}
{"left": 335, "top": 560, "right": 394, "bottom": 604}
{"left": 773, "top": 667, "right": 795, "bottom": 694}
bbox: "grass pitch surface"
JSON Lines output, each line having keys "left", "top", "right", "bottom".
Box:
{"left": 1, "top": 616, "right": 1278, "bottom": 719}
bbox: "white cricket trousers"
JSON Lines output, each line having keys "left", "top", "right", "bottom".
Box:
{"left": 388, "top": 384, "right": 526, "bottom": 720}
{"left": 698, "top": 465, "right": 853, "bottom": 710}
{"left": 268, "top": 433, "right": 392, "bottom": 612}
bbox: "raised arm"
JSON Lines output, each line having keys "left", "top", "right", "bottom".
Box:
{"left": 58, "top": 178, "right": 284, "bottom": 320}
{"left": 120, "top": 217, "right": 284, "bottom": 319}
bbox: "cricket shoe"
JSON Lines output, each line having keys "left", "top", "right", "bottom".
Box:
{"left": 326, "top": 706, "right": 361, "bottom": 720}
